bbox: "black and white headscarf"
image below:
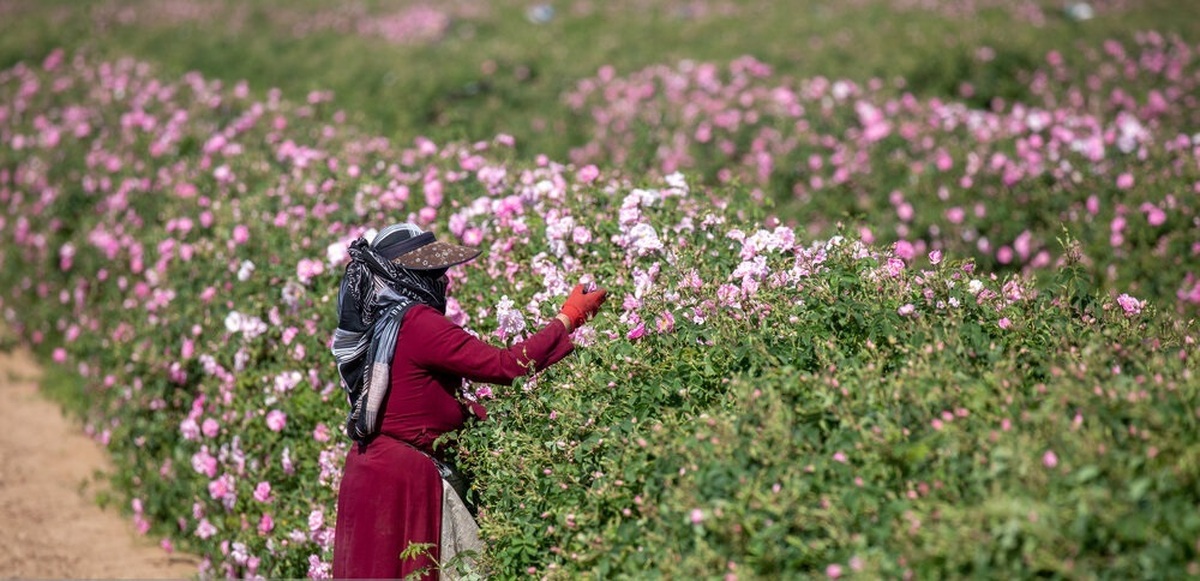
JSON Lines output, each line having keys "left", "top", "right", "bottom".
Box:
{"left": 331, "top": 224, "right": 450, "bottom": 442}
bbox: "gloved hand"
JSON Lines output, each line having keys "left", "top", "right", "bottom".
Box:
{"left": 559, "top": 283, "right": 607, "bottom": 329}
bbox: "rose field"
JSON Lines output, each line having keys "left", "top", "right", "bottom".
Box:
{"left": 2, "top": 0, "right": 1199, "bottom": 579}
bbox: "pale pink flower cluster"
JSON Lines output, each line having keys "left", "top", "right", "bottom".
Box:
{"left": 191, "top": 446, "right": 218, "bottom": 478}
{"left": 494, "top": 295, "right": 527, "bottom": 341}
{"left": 308, "top": 554, "right": 333, "bottom": 579}
{"left": 224, "top": 310, "right": 268, "bottom": 339}
{"left": 565, "top": 36, "right": 1196, "bottom": 286}
{"left": 296, "top": 257, "right": 325, "bottom": 284}
{"left": 207, "top": 473, "right": 236, "bottom": 509}
{"left": 274, "top": 370, "right": 303, "bottom": 393}
{"left": 626, "top": 223, "right": 665, "bottom": 257}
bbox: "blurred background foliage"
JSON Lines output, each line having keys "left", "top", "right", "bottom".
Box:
{"left": 4, "top": 0, "right": 1198, "bottom": 162}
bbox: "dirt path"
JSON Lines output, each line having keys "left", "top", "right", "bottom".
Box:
{"left": 0, "top": 343, "right": 200, "bottom": 579}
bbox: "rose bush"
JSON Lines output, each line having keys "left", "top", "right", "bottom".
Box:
{"left": 565, "top": 33, "right": 1200, "bottom": 315}
{"left": 1, "top": 47, "right": 1198, "bottom": 579}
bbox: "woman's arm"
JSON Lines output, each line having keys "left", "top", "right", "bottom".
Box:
{"left": 405, "top": 305, "right": 575, "bottom": 385}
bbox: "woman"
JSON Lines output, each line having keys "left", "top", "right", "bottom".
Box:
{"left": 330, "top": 223, "right": 606, "bottom": 579}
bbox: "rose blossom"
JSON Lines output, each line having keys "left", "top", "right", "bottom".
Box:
{"left": 254, "top": 481, "right": 272, "bottom": 503}
{"left": 1117, "top": 293, "right": 1144, "bottom": 315}
{"left": 1043, "top": 450, "right": 1059, "bottom": 468}
{"left": 266, "top": 410, "right": 287, "bottom": 432}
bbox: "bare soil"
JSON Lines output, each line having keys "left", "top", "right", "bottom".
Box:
{"left": 0, "top": 343, "right": 200, "bottom": 579}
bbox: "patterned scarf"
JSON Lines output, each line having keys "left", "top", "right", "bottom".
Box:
{"left": 331, "top": 232, "right": 449, "bottom": 442}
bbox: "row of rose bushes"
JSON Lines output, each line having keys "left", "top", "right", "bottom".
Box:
{"left": 565, "top": 33, "right": 1200, "bottom": 315}
{"left": 1, "top": 50, "right": 1198, "bottom": 578}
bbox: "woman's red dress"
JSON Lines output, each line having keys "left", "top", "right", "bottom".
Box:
{"left": 332, "top": 305, "right": 574, "bottom": 579}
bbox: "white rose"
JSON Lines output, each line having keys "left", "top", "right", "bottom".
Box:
{"left": 237, "top": 260, "right": 255, "bottom": 281}
{"left": 224, "top": 311, "right": 244, "bottom": 333}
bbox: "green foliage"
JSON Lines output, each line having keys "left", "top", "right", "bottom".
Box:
{"left": 458, "top": 244, "right": 1199, "bottom": 578}
{"left": 905, "top": 46, "right": 1038, "bottom": 110}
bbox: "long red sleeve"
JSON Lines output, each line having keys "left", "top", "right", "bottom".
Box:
{"left": 403, "top": 304, "right": 575, "bottom": 385}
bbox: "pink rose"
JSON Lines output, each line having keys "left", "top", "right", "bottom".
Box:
{"left": 195, "top": 518, "right": 217, "bottom": 539}
{"left": 296, "top": 258, "right": 325, "bottom": 284}
{"left": 1043, "top": 450, "right": 1059, "bottom": 468}
{"left": 254, "top": 481, "right": 272, "bottom": 503}
{"left": 627, "top": 322, "right": 646, "bottom": 341}
{"left": 258, "top": 513, "right": 275, "bottom": 534}
{"left": 266, "top": 410, "right": 287, "bottom": 432}
{"left": 655, "top": 311, "right": 675, "bottom": 334}
{"left": 1116, "top": 293, "right": 1144, "bottom": 316}
{"left": 577, "top": 164, "right": 600, "bottom": 183}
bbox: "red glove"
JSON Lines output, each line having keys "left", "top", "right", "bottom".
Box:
{"left": 560, "top": 283, "right": 607, "bottom": 329}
